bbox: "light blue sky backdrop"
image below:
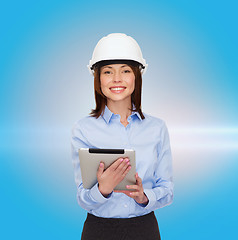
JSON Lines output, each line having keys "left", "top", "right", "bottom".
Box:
{"left": 1, "top": 1, "right": 237, "bottom": 239}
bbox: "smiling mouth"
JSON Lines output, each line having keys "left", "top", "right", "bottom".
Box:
{"left": 110, "top": 87, "right": 126, "bottom": 91}
{"left": 109, "top": 87, "right": 126, "bottom": 93}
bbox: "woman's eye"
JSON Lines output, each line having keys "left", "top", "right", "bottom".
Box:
{"left": 123, "top": 70, "right": 131, "bottom": 73}
{"left": 104, "top": 71, "right": 111, "bottom": 74}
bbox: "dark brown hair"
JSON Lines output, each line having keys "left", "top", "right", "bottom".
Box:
{"left": 90, "top": 62, "right": 145, "bottom": 120}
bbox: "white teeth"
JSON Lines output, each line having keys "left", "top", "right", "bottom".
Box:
{"left": 110, "top": 87, "right": 125, "bottom": 91}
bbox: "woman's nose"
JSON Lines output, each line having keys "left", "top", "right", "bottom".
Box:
{"left": 113, "top": 72, "right": 122, "bottom": 82}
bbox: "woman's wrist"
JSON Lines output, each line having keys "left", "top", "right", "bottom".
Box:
{"left": 142, "top": 193, "right": 149, "bottom": 205}
{"left": 98, "top": 184, "right": 112, "bottom": 198}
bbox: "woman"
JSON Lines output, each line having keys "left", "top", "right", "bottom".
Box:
{"left": 71, "top": 33, "right": 173, "bottom": 240}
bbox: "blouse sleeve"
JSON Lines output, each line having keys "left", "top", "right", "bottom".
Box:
{"left": 143, "top": 121, "right": 174, "bottom": 211}
{"left": 71, "top": 121, "right": 113, "bottom": 211}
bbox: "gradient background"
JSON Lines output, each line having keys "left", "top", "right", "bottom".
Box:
{"left": 1, "top": 0, "right": 237, "bottom": 239}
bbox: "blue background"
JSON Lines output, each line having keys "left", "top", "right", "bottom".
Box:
{"left": 1, "top": 0, "right": 237, "bottom": 239}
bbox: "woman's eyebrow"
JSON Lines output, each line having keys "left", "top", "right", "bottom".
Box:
{"left": 102, "top": 65, "right": 128, "bottom": 70}
{"left": 102, "top": 66, "right": 112, "bottom": 69}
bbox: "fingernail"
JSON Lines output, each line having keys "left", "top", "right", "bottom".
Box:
{"left": 100, "top": 163, "right": 103, "bottom": 167}
{"left": 120, "top": 158, "right": 124, "bottom": 162}
{"left": 124, "top": 158, "right": 129, "bottom": 162}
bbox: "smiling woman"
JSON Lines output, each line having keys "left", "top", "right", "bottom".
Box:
{"left": 91, "top": 61, "right": 143, "bottom": 126}
{"left": 100, "top": 64, "right": 135, "bottom": 127}
{"left": 71, "top": 33, "right": 173, "bottom": 240}
{"left": 101, "top": 64, "right": 134, "bottom": 94}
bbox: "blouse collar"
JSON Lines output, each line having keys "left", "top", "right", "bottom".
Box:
{"left": 102, "top": 104, "right": 143, "bottom": 124}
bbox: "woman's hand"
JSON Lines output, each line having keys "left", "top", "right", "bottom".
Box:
{"left": 115, "top": 173, "right": 149, "bottom": 205}
{"left": 97, "top": 157, "right": 131, "bottom": 197}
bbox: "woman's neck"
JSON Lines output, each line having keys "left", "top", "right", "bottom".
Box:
{"left": 106, "top": 99, "right": 132, "bottom": 125}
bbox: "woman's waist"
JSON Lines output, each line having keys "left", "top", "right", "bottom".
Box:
{"left": 88, "top": 195, "right": 151, "bottom": 218}
{"left": 86, "top": 211, "right": 154, "bottom": 223}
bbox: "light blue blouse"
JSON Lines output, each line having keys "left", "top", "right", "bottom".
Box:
{"left": 71, "top": 105, "right": 173, "bottom": 218}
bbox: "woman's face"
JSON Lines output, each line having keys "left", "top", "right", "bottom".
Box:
{"left": 100, "top": 64, "right": 135, "bottom": 104}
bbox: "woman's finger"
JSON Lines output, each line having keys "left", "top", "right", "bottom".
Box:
{"left": 126, "top": 184, "right": 139, "bottom": 191}
{"left": 116, "top": 158, "right": 130, "bottom": 174}
{"left": 136, "top": 173, "right": 143, "bottom": 186}
{"left": 97, "top": 162, "right": 104, "bottom": 178}
{"left": 121, "top": 164, "right": 131, "bottom": 178}
{"left": 129, "top": 191, "right": 142, "bottom": 198}
{"left": 108, "top": 157, "right": 125, "bottom": 171}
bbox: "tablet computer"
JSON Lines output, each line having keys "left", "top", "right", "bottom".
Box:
{"left": 79, "top": 148, "right": 136, "bottom": 190}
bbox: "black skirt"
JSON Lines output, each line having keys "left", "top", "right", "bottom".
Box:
{"left": 81, "top": 211, "right": 161, "bottom": 240}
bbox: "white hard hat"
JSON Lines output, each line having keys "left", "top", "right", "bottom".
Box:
{"left": 88, "top": 33, "right": 148, "bottom": 75}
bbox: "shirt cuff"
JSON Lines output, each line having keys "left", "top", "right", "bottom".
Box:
{"left": 90, "top": 183, "right": 112, "bottom": 203}
{"left": 143, "top": 189, "right": 156, "bottom": 210}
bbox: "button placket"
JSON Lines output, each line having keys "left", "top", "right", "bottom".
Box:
{"left": 123, "top": 125, "right": 130, "bottom": 147}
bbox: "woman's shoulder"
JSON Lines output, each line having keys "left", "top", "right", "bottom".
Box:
{"left": 72, "top": 115, "right": 100, "bottom": 130}
{"left": 142, "top": 113, "right": 170, "bottom": 138}
{"left": 142, "top": 112, "right": 166, "bottom": 127}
